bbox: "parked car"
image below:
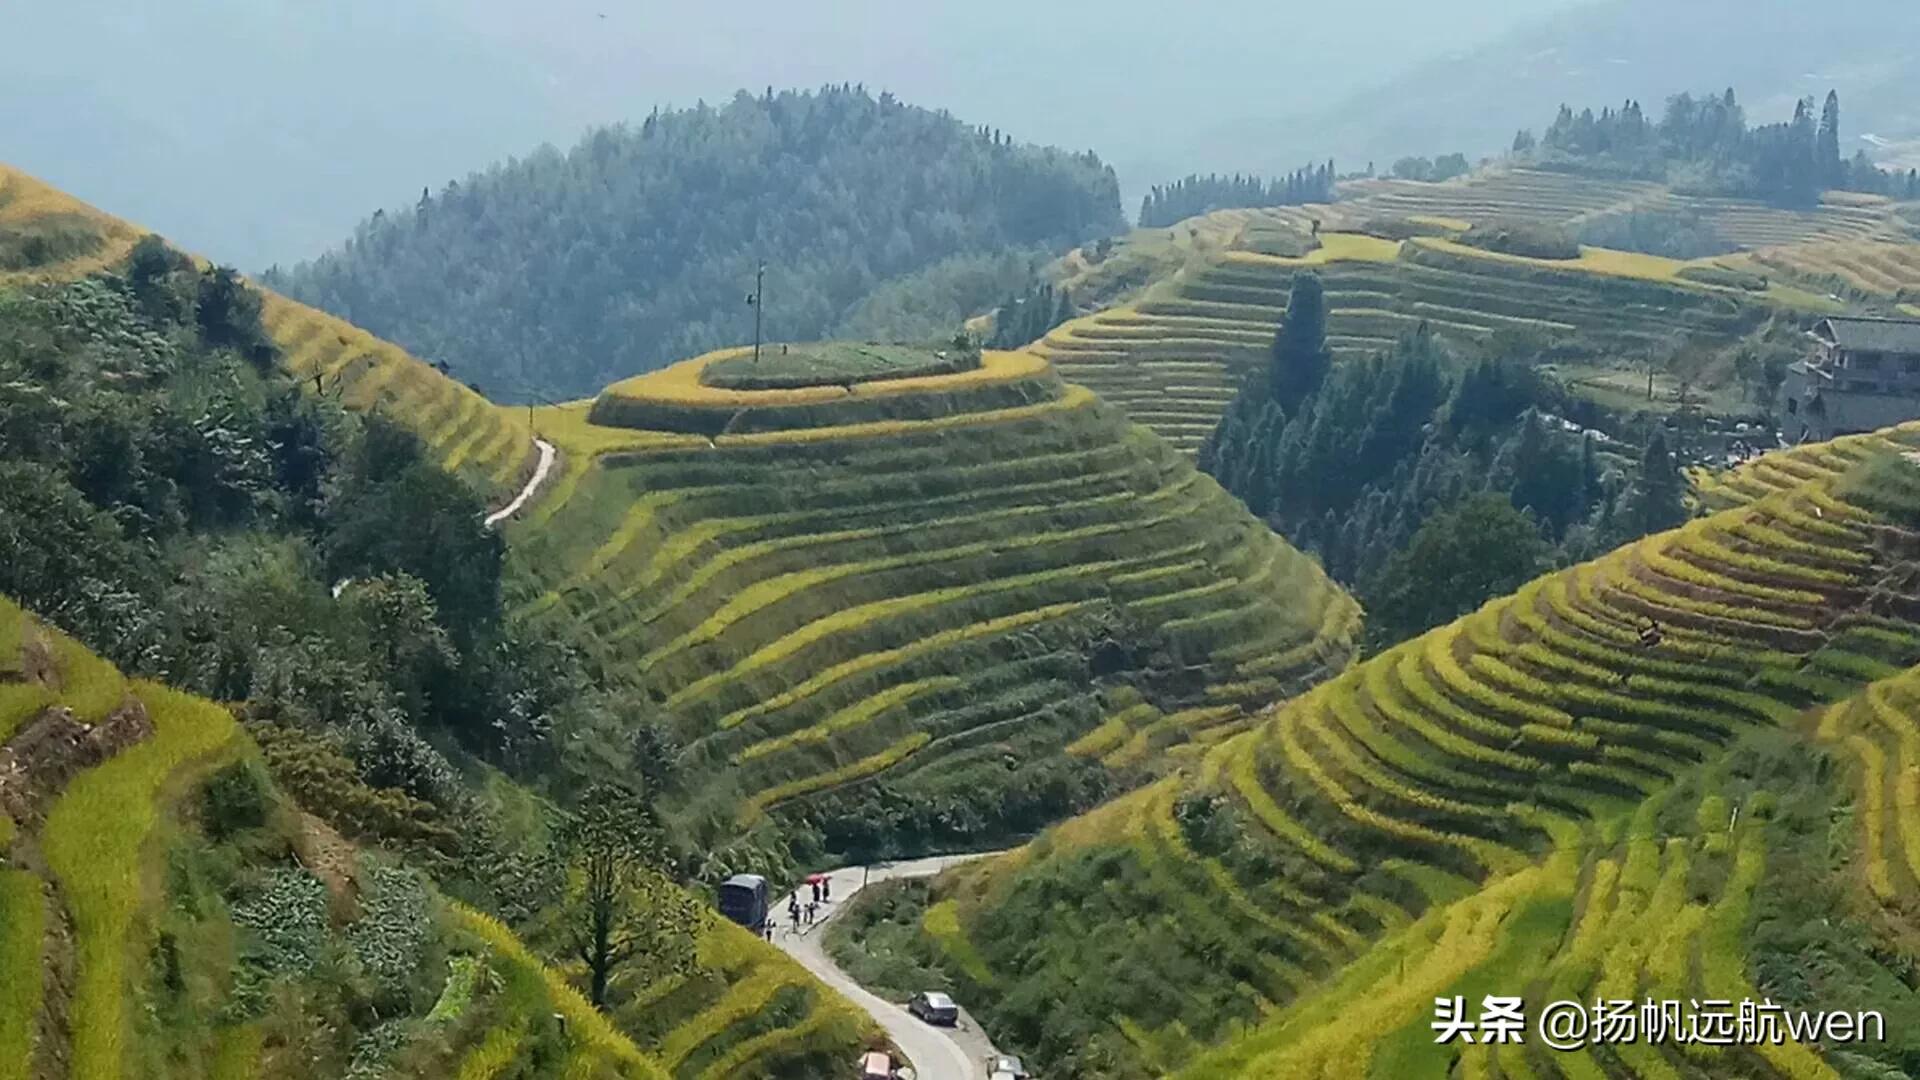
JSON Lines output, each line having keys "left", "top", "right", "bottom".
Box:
{"left": 986, "top": 1054, "right": 1029, "bottom": 1078}
{"left": 906, "top": 990, "right": 958, "bottom": 1026}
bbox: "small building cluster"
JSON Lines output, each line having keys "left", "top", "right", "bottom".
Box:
{"left": 1787, "top": 316, "right": 1920, "bottom": 441}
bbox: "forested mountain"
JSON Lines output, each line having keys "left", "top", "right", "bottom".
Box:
{"left": 265, "top": 86, "right": 1124, "bottom": 400}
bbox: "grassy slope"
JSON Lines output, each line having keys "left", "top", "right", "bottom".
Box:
{"left": 863, "top": 423, "right": 1920, "bottom": 1077}
{"left": 511, "top": 348, "right": 1361, "bottom": 850}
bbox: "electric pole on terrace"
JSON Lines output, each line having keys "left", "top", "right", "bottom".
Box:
{"left": 748, "top": 261, "right": 766, "bottom": 363}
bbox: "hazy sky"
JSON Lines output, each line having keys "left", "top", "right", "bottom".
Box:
{"left": 3, "top": 0, "right": 1587, "bottom": 268}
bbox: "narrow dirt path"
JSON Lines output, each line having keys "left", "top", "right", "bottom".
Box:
{"left": 771, "top": 853, "right": 1006, "bottom": 1080}
{"left": 484, "top": 437, "right": 557, "bottom": 528}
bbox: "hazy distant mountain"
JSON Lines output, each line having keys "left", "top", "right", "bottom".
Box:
{"left": 3, "top": 0, "right": 1578, "bottom": 268}
{"left": 1184, "top": 0, "right": 1920, "bottom": 181}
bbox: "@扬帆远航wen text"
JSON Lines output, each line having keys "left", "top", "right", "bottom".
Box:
{"left": 1432, "top": 994, "right": 1885, "bottom": 1050}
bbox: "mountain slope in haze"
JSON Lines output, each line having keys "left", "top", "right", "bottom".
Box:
{"left": 265, "top": 85, "right": 1124, "bottom": 401}
{"left": 1183, "top": 0, "right": 1920, "bottom": 184}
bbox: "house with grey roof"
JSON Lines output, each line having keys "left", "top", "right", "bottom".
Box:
{"left": 1784, "top": 315, "right": 1920, "bottom": 441}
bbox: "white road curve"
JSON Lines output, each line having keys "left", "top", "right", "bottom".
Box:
{"left": 484, "top": 438, "right": 556, "bottom": 528}
{"left": 771, "top": 853, "right": 1006, "bottom": 1080}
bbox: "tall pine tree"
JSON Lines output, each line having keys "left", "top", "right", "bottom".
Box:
{"left": 1269, "top": 273, "right": 1331, "bottom": 413}
{"left": 1817, "top": 90, "right": 1844, "bottom": 189}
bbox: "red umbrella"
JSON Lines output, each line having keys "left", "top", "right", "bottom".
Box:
{"left": 806, "top": 872, "right": 828, "bottom": 884}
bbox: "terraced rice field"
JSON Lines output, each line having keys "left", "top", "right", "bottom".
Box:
{"left": 909, "top": 445, "right": 1920, "bottom": 1076}
{"left": 1177, "top": 746, "right": 1846, "bottom": 1080}
{"left": 510, "top": 349, "right": 1360, "bottom": 840}
{"left": 1693, "top": 420, "right": 1920, "bottom": 509}
{"left": 614, "top": 918, "right": 871, "bottom": 1079}
{"left": 260, "top": 294, "right": 534, "bottom": 498}
{"left": 1744, "top": 237, "right": 1920, "bottom": 299}
{"left": 1336, "top": 167, "right": 1902, "bottom": 249}
{"left": 1338, "top": 169, "right": 1667, "bottom": 228}
{"left": 0, "top": 594, "right": 872, "bottom": 1080}
{"left": 1053, "top": 168, "right": 1899, "bottom": 457}
{"left": 1033, "top": 229, "right": 1765, "bottom": 455}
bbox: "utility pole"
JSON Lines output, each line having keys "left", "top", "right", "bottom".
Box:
{"left": 749, "top": 261, "right": 766, "bottom": 363}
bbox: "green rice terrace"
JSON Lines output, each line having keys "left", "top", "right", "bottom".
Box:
{"left": 0, "top": 594, "right": 873, "bottom": 1080}
{"left": 510, "top": 345, "right": 1361, "bottom": 855}
{"left": 828, "top": 433, "right": 1920, "bottom": 1078}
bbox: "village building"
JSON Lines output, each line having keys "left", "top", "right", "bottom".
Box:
{"left": 1785, "top": 315, "right": 1920, "bottom": 441}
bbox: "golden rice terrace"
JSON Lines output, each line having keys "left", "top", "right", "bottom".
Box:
{"left": 509, "top": 344, "right": 1360, "bottom": 848}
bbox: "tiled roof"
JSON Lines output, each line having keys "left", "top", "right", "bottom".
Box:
{"left": 1817, "top": 316, "right": 1920, "bottom": 353}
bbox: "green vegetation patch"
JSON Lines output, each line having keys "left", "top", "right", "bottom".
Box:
{"left": 701, "top": 341, "right": 980, "bottom": 390}
{"left": 1233, "top": 222, "right": 1322, "bottom": 258}
{"left": 1455, "top": 219, "right": 1581, "bottom": 260}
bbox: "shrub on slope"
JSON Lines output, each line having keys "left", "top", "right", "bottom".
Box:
{"left": 265, "top": 85, "right": 1124, "bottom": 400}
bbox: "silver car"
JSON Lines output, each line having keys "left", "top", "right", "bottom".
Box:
{"left": 907, "top": 990, "right": 958, "bottom": 1026}
{"left": 987, "top": 1054, "right": 1030, "bottom": 1078}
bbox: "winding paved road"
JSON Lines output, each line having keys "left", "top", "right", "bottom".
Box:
{"left": 771, "top": 854, "right": 1005, "bottom": 1079}
{"left": 484, "top": 437, "right": 557, "bottom": 528}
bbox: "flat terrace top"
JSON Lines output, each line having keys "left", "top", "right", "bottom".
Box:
{"left": 699, "top": 341, "right": 981, "bottom": 390}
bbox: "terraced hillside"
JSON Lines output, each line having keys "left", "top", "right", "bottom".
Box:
{"left": 1336, "top": 166, "right": 1907, "bottom": 249}
{"left": 260, "top": 293, "right": 533, "bottom": 497}
{"left": 1692, "top": 421, "right": 1920, "bottom": 510}
{"left": 1027, "top": 165, "right": 1920, "bottom": 455}
{"left": 1739, "top": 236, "right": 1920, "bottom": 302}
{"left": 1033, "top": 227, "right": 1797, "bottom": 455}
{"left": 509, "top": 345, "right": 1360, "bottom": 851}
{"left": 857, "top": 439, "right": 1920, "bottom": 1077}
{"left": 0, "top": 162, "right": 533, "bottom": 501}
{"left": 0, "top": 594, "right": 873, "bottom": 1080}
